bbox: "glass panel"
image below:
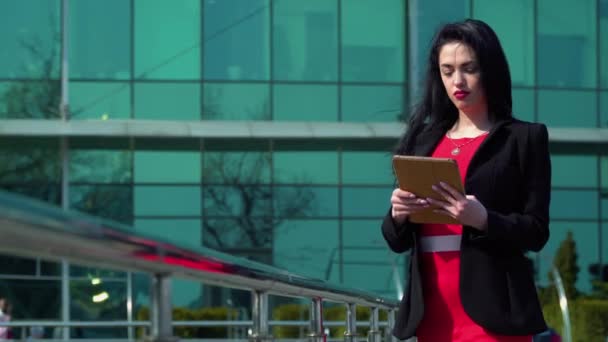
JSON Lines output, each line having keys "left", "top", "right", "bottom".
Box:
{"left": 601, "top": 91, "right": 608, "bottom": 127}
{"left": 134, "top": 0, "right": 200, "bottom": 79}
{"left": 341, "top": 85, "right": 402, "bottom": 122}
{"left": 273, "top": 186, "right": 337, "bottom": 218}
{"left": 70, "top": 279, "right": 127, "bottom": 338}
{"left": 203, "top": 218, "right": 274, "bottom": 249}
{"left": 0, "top": 279, "right": 61, "bottom": 319}
{"left": 203, "top": 83, "right": 270, "bottom": 120}
{"left": 602, "top": 0, "right": 608, "bottom": 87}
{"left": 134, "top": 185, "right": 201, "bottom": 216}
{"left": 135, "top": 151, "right": 200, "bottom": 183}
{"left": 70, "top": 82, "right": 130, "bottom": 120}
{"left": 342, "top": 187, "right": 392, "bottom": 217}
{"left": 273, "top": 219, "right": 338, "bottom": 280}
{"left": 71, "top": 150, "right": 132, "bottom": 183}
{"left": 551, "top": 190, "right": 599, "bottom": 220}
{"left": 0, "top": 255, "right": 36, "bottom": 275}
{"left": 410, "top": 0, "right": 469, "bottom": 94}
{"left": 0, "top": 142, "right": 60, "bottom": 183}
{"left": 204, "top": 0, "right": 269, "bottom": 80}
{"left": 537, "top": 0, "right": 597, "bottom": 88}
{"left": 134, "top": 83, "right": 201, "bottom": 120}
{"left": 70, "top": 185, "right": 132, "bottom": 224}
{"left": 273, "top": 151, "right": 338, "bottom": 184}
{"left": 474, "top": 0, "right": 534, "bottom": 86}
{"left": 512, "top": 88, "right": 535, "bottom": 122}
{"left": 70, "top": 0, "right": 130, "bottom": 79}
{"left": 0, "top": 183, "right": 61, "bottom": 205}
{"left": 537, "top": 222, "right": 599, "bottom": 293}
{"left": 538, "top": 90, "right": 597, "bottom": 127}
{"left": 341, "top": 0, "right": 405, "bottom": 82}
{"left": 273, "top": 0, "right": 337, "bottom": 81}
{"left": 602, "top": 156, "right": 608, "bottom": 218}
{"left": 203, "top": 152, "right": 271, "bottom": 184}
{"left": 273, "top": 85, "right": 338, "bottom": 121}
{"left": 204, "top": 185, "right": 272, "bottom": 217}
{"left": 135, "top": 219, "right": 202, "bottom": 248}
{"left": 342, "top": 152, "right": 393, "bottom": 185}
{"left": 551, "top": 155, "right": 597, "bottom": 187}
{"left": 0, "top": 0, "right": 60, "bottom": 79}
{"left": 0, "top": 80, "right": 61, "bottom": 119}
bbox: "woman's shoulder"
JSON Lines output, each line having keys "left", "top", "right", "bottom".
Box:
{"left": 504, "top": 118, "right": 548, "bottom": 137}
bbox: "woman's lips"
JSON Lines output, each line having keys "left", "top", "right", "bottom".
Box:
{"left": 454, "top": 91, "right": 470, "bottom": 100}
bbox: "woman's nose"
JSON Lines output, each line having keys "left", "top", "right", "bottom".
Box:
{"left": 453, "top": 71, "right": 465, "bottom": 86}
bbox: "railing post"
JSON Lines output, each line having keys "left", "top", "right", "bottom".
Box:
{"left": 147, "top": 273, "right": 176, "bottom": 342}
{"left": 367, "top": 307, "right": 380, "bottom": 342}
{"left": 250, "top": 290, "right": 272, "bottom": 341}
{"left": 308, "top": 297, "right": 326, "bottom": 342}
{"left": 386, "top": 309, "right": 398, "bottom": 342}
{"left": 344, "top": 303, "right": 357, "bottom": 342}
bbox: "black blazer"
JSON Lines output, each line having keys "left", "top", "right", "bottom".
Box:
{"left": 382, "top": 118, "right": 551, "bottom": 339}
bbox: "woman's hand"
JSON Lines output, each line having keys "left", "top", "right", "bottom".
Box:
{"left": 391, "top": 188, "right": 430, "bottom": 225}
{"left": 427, "top": 182, "right": 488, "bottom": 230}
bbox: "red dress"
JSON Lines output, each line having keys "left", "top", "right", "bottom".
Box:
{"left": 415, "top": 134, "right": 532, "bottom": 342}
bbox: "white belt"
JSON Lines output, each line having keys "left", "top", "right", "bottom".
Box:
{"left": 419, "top": 235, "right": 462, "bottom": 253}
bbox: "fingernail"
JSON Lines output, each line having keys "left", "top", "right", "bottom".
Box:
{"left": 431, "top": 185, "right": 438, "bottom": 190}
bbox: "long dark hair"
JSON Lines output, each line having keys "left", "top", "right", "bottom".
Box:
{"left": 396, "top": 19, "right": 512, "bottom": 155}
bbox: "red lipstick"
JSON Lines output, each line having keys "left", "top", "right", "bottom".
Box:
{"left": 454, "top": 90, "right": 470, "bottom": 100}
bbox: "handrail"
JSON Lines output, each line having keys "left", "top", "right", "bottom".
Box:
{"left": 0, "top": 190, "right": 400, "bottom": 341}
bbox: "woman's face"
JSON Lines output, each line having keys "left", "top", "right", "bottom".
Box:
{"left": 438, "top": 41, "right": 487, "bottom": 115}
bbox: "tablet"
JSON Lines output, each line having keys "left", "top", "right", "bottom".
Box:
{"left": 392, "top": 155, "right": 464, "bottom": 224}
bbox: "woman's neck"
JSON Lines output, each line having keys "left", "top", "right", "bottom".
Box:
{"left": 449, "top": 111, "right": 491, "bottom": 138}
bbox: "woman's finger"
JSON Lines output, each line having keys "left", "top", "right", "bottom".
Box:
{"left": 438, "top": 182, "right": 465, "bottom": 200}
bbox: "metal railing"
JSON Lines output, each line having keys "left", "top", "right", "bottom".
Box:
{"left": 0, "top": 190, "right": 402, "bottom": 342}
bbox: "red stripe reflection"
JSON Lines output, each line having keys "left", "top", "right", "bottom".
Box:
{"left": 135, "top": 252, "right": 232, "bottom": 274}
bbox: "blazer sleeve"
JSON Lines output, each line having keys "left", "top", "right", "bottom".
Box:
{"left": 484, "top": 123, "right": 551, "bottom": 252}
{"left": 381, "top": 206, "right": 420, "bottom": 253}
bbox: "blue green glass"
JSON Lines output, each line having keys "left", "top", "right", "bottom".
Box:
{"left": 70, "top": 82, "right": 130, "bottom": 120}
{"left": 538, "top": 90, "right": 597, "bottom": 127}
{"left": 0, "top": 0, "right": 60, "bottom": 79}
{"left": 134, "top": 185, "right": 202, "bottom": 216}
{"left": 601, "top": 91, "right": 608, "bottom": 127}
{"left": 550, "top": 190, "right": 599, "bottom": 220}
{"left": 342, "top": 152, "right": 393, "bottom": 185}
{"left": 273, "top": 151, "right": 338, "bottom": 184}
{"left": 134, "top": 0, "right": 200, "bottom": 79}
{"left": 70, "top": 184, "right": 132, "bottom": 224}
{"left": 273, "top": 85, "right": 338, "bottom": 121}
{"left": 134, "top": 83, "right": 201, "bottom": 120}
{"left": 599, "top": 0, "right": 608, "bottom": 88}
{"left": 273, "top": 219, "right": 339, "bottom": 280}
{"left": 0, "top": 81, "right": 61, "bottom": 119}
{"left": 551, "top": 155, "right": 598, "bottom": 187}
{"left": 341, "top": 0, "right": 405, "bottom": 82}
{"left": 204, "top": 0, "right": 269, "bottom": 80}
{"left": 342, "top": 187, "right": 392, "bottom": 217}
{"left": 203, "top": 83, "right": 269, "bottom": 120}
{"left": 341, "top": 85, "right": 402, "bottom": 122}
{"left": 273, "top": 186, "right": 338, "bottom": 218}
{"left": 512, "top": 88, "right": 535, "bottom": 122}
{"left": 537, "top": 0, "right": 597, "bottom": 88}
{"left": 273, "top": 0, "right": 338, "bottom": 81}
{"left": 474, "top": 0, "right": 534, "bottom": 86}
{"left": 203, "top": 152, "right": 271, "bottom": 184}
{"left": 70, "top": 0, "right": 130, "bottom": 79}
{"left": 135, "top": 151, "right": 200, "bottom": 183}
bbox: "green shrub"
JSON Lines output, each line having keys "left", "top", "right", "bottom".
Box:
{"left": 542, "top": 298, "right": 608, "bottom": 342}
{"left": 136, "top": 306, "right": 238, "bottom": 338}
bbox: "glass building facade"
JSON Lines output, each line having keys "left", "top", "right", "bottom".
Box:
{"left": 0, "top": 0, "right": 607, "bottom": 338}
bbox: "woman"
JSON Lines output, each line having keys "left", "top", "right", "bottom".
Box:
{"left": 381, "top": 19, "right": 551, "bottom": 341}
